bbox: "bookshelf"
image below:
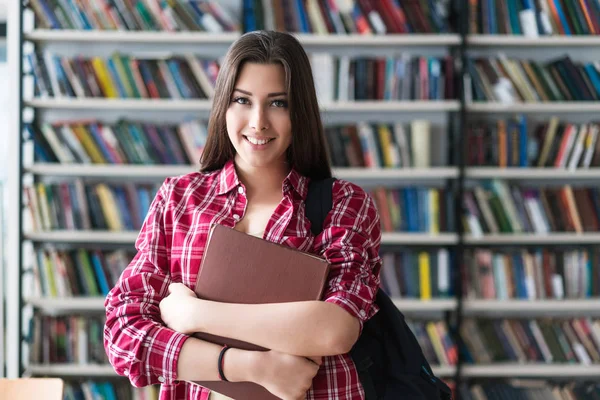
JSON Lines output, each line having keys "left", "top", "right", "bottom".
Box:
{"left": 8, "top": 0, "right": 600, "bottom": 398}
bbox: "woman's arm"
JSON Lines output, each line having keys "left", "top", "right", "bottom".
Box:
{"left": 104, "top": 180, "right": 187, "bottom": 387}
{"left": 161, "top": 284, "right": 359, "bottom": 357}
{"left": 161, "top": 181, "right": 381, "bottom": 357}
{"left": 178, "top": 337, "right": 323, "bottom": 400}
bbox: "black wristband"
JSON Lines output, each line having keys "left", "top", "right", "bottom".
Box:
{"left": 218, "top": 345, "right": 231, "bottom": 382}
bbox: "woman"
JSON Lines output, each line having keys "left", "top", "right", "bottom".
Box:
{"left": 104, "top": 30, "right": 382, "bottom": 400}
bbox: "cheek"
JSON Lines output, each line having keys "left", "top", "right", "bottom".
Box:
{"left": 225, "top": 110, "right": 242, "bottom": 138}
{"left": 273, "top": 113, "right": 292, "bottom": 136}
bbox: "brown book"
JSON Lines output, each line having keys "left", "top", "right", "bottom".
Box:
{"left": 191, "top": 223, "right": 330, "bottom": 400}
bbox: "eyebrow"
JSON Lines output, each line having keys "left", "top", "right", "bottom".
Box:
{"left": 233, "top": 88, "right": 287, "bottom": 97}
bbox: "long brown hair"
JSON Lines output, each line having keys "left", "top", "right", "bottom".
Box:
{"left": 199, "top": 30, "right": 332, "bottom": 180}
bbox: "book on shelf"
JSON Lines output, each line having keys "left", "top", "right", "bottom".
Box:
{"left": 325, "top": 120, "right": 450, "bottom": 169}
{"left": 239, "top": 0, "right": 453, "bottom": 34}
{"left": 468, "top": 0, "right": 600, "bottom": 36}
{"left": 468, "top": 116, "right": 600, "bottom": 169}
{"left": 27, "top": 247, "right": 134, "bottom": 299}
{"left": 460, "top": 317, "right": 600, "bottom": 365}
{"left": 26, "top": 52, "right": 219, "bottom": 100}
{"left": 27, "top": 0, "right": 455, "bottom": 35}
{"left": 27, "top": 51, "right": 455, "bottom": 103}
{"left": 407, "top": 319, "right": 458, "bottom": 368}
{"left": 26, "top": 120, "right": 207, "bottom": 165}
{"left": 370, "top": 186, "right": 455, "bottom": 234}
{"left": 462, "top": 180, "right": 600, "bottom": 236}
{"left": 28, "top": 314, "right": 106, "bottom": 365}
{"left": 460, "top": 380, "right": 600, "bottom": 400}
{"left": 309, "top": 53, "right": 455, "bottom": 102}
{"left": 27, "top": 0, "right": 240, "bottom": 32}
{"left": 464, "top": 248, "right": 600, "bottom": 300}
{"left": 466, "top": 55, "right": 600, "bottom": 103}
{"left": 380, "top": 249, "right": 453, "bottom": 299}
{"left": 28, "top": 119, "right": 448, "bottom": 169}
{"left": 24, "top": 181, "right": 160, "bottom": 232}
{"left": 63, "top": 381, "right": 159, "bottom": 400}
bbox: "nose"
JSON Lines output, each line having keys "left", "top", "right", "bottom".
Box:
{"left": 249, "top": 104, "right": 268, "bottom": 131}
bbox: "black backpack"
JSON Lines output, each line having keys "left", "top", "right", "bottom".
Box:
{"left": 305, "top": 178, "right": 453, "bottom": 400}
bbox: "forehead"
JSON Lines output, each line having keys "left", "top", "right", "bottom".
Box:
{"left": 235, "top": 62, "right": 287, "bottom": 93}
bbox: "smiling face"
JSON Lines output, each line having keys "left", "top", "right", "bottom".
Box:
{"left": 226, "top": 62, "right": 292, "bottom": 172}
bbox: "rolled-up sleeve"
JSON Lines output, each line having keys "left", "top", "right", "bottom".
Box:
{"left": 317, "top": 180, "right": 382, "bottom": 332}
{"left": 103, "top": 178, "right": 189, "bottom": 387}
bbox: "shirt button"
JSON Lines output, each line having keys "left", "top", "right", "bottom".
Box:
{"left": 233, "top": 214, "right": 240, "bottom": 221}
{"left": 158, "top": 376, "right": 166, "bottom": 383}
{"left": 238, "top": 186, "right": 244, "bottom": 194}
{"left": 123, "top": 369, "right": 129, "bottom": 375}
{"left": 359, "top": 310, "right": 367, "bottom": 318}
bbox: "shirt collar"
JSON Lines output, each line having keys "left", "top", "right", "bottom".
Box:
{"left": 216, "top": 159, "right": 240, "bottom": 195}
{"left": 216, "top": 159, "right": 308, "bottom": 199}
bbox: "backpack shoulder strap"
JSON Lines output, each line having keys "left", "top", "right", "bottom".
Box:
{"left": 305, "top": 177, "right": 337, "bottom": 236}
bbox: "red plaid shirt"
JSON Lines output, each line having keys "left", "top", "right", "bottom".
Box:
{"left": 104, "top": 160, "right": 382, "bottom": 400}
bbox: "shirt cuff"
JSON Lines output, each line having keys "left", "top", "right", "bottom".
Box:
{"left": 145, "top": 326, "right": 190, "bottom": 385}
{"left": 324, "top": 291, "right": 377, "bottom": 333}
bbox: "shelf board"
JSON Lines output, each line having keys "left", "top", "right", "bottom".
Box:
{"left": 25, "top": 30, "right": 460, "bottom": 46}
{"left": 25, "top": 297, "right": 105, "bottom": 314}
{"left": 25, "top": 362, "right": 455, "bottom": 378}
{"left": 467, "top": 167, "right": 600, "bottom": 179}
{"left": 321, "top": 101, "right": 459, "bottom": 112}
{"left": 381, "top": 233, "right": 458, "bottom": 245}
{"left": 32, "top": 232, "right": 598, "bottom": 245}
{"left": 26, "top": 98, "right": 213, "bottom": 111}
{"left": 463, "top": 299, "right": 600, "bottom": 315}
{"left": 465, "top": 233, "right": 600, "bottom": 245}
{"left": 25, "top": 98, "right": 459, "bottom": 112}
{"left": 431, "top": 366, "right": 456, "bottom": 377}
{"left": 25, "top": 164, "right": 196, "bottom": 178}
{"left": 25, "top": 230, "right": 138, "bottom": 244}
{"left": 29, "top": 362, "right": 597, "bottom": 379}
{"left": 25, "top": 230, "right": 457, "bottom": 245}
{"left": 467, "top": 34, "right": 600, "bottom": 46}
{"left": 392, "top": 298, "right": 457, "bottom": 312}
{"left": 297, "top": 33, "right": 461, "bottom": 46}
{"left": 461, "top": 363, "right": 600, "bottom": 378}
{"left": 32, "top": 297, "right": 598, "bottom": 315}
{"left": 27, "top": 364, "right": 116, "bottom": 377}
{"left": 25, "top": 297, "right": 457, "bottom": 314}
{"left": 25, "top": 164, "right": 459, "bottom": 180}
{"left": 467, "top": 102, "right": 600, "bottom": 113}
{"left": 335, "top": 168, "right": 459, "bottom": 180}
{"left": 25, "top": 30, "right": 240, "bottom": 44}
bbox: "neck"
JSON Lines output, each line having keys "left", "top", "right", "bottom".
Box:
{"left": 234, "top": 157, "right": 291, "bottom": 196}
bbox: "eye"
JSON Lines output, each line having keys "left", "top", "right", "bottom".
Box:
{"left": 271, "top": 99, "right": 288, "bottom": 108}
{"left": 232, "top": 96, "right": 249, "bottom": 105}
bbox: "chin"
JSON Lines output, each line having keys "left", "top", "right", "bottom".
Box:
{"left": 235, "top": 151, "right": 288, "bottom": 170}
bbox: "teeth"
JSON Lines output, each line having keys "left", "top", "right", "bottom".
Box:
{"left": 246, "top": 137, "right": 272, "bottom": 145}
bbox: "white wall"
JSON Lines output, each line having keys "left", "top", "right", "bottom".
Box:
{"left": 0, "top": 1, "right": 6, "bottom": 22}
{"left": 0, "top": 0, "right": 6, "bottom": 180}
{"left": 0, "top": 62, "right": 7, "bottom": 181}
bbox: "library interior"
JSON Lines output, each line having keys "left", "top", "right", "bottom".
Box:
{"left": 1, "top": 1, "right": 600, "bottom": 399}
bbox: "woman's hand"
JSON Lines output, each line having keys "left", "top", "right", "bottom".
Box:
{"left": 159, "top": 283, "right": 201, "bottom": 335}
{"left": 251, "top": 350, "right": 322, "bottom": 400}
